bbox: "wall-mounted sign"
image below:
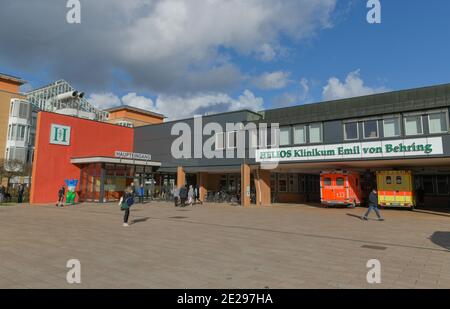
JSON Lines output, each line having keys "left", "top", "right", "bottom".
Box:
{"left": 50, "top": 124, "right": 71, "bottom": 146}
{"left": 256, "top": 137, "right": 444, "bottom": 163}
{"left": 115, "top": 151, "right": 152, "bottom": 161}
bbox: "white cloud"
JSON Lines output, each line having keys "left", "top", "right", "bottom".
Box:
{"left": 322, "top": 70, "right": 389, "bottom": 101}
{"left": 122, "top": 93, "right": 154, "bottom": 110}
{"left": 88, "top": 90, "right": 264, "bottom": 121}
{"left": 253, "top": 71, "right": 291, "bottom": 90}
{"left": 299, "top": 78, "right": 310, "bottom": 101}
{"left": 0, "top": 0, "right": 337, "bottom": 93}
{"left": 88, "top": 93, "right": 121, "bottom": 109}
{"left": 154, "top": 90, "right": 264, "bottom": 120}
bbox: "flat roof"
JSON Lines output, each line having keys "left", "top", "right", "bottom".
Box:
{"left": 0, "top": 72, "right": 26, "bottom": 85}
{"left": 105, "top": 105, "right": 166, "bottom": 119}
{"left": 260, "top": 83, "right": 450, "bottom": 125}
{"left": 71, "top": 156, "right": 161, "bottom": 167}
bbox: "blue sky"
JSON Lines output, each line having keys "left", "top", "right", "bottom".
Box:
{"left": 1, "top": 0, "right": 449, "bottom": 120}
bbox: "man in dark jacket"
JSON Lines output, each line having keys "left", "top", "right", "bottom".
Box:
{"left": 179, "top": 185, "right": 188, "bottom": 207}
{"left": 17, "top": 184, "right": 25, "bottom": 203}
{"left": 362, "top": 188, "right": 384, "bottom": 221}
{"left": 56, "top": 186, "right": 65, "bottom": 207}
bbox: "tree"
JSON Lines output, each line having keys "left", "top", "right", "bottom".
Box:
{"left": 0, "top": 159, "right": 32, "bottom": 191}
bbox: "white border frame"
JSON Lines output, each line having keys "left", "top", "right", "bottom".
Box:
{"left": 404, "top": 114, "right": 424, "bottom": 136}
{"left": 343, "top": 121, "right": 359, "bottom": 141}
{"left": 227, "top": 131, "right": 237, "bottom": 149}
{"left": 279, "top": 127, "right": 291, "bottom": 147}
{"left": 362, "top": 119, "right": 379, "bottom": 140}
{"left": 309, "top": 123, "right": 323, "bottom": 144}
{"left": 382, "top": 117, "right": 401, "bottom": 138}
{"left": 427, "top": 109, "right": 449, "bottom": 134}
{"left": 293, "top": 124, "right": 307, "bottom": 145}
{"left": 215, "top": 132, "right": 225, "bottom": 150}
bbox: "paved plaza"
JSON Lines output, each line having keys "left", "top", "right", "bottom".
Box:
{"left": 0, "top": 201, "right": 449, "bottom": 289}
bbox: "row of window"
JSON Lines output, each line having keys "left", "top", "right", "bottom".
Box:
{"left": 278, "top": 109, "right": 449, "bottom": 147}
{"left": 416, "top": 175, "right": 450, "bottom": 196}
{"left": 209, "top": 109, "right": 449, "bottom": 150}
{"left": 214, "top": 123, "right": 324, "bottom": 150}
{"left": 7, "top": 124, "right": 33, "bottom": 143}
{"left": 343, "top": 109, "right": 449, "bottom": 141}
{"left": 9, "top": 100, "right": 31, "bottom": 119}
{"left": 270, "top": 174, "right": 320, "bottom": 193}
{"left": 5, "top": 147, "right": 33, "bottom": 164}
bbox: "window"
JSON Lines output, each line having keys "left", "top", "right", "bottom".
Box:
{"left": 298, "top": 175, "right": 305, "bottom": 193}
{"left": 17, "top": 125, "right": 26, "bottom": 141}
{"left": 386, "top": 176, "right": 392, "bottom": 185}
{"left": 288, "top": 174, "right": 298, "bottom": 192}
{"left": 215, "top": 132, "right": 224, "bottom": 150}
{"left": 336, "top": 178, "right": 345, "bottom": 186}
{"left": 428, "top": 111, "right": 448, "bottom": 134}
{"left": 227, "top": 131, "right": 236, "bottom": 149}
{"left": 404, "top": 115, "right": 423, "bottom": 136}
{"left": 19, "top": 102, "right": 29, "bottom": 119}
{"left": 436, "top": 176, "right": 449, "bottom": 195}
{"left": 293, "top": 125, "right": 306, "bottom": 144}
{"left": 279, "top": 127, "right": 291, "bottom": 146}
{"left": 309, "top": 123, "right": 322, "bottom": 143}
{"left": 10, "top": 124, "right": 16, "bottom": 141}
{"left": 344, "top": 122, "right": 359, "bottom": 140}
{"left": 324, "top": 178, "right": 332, "bottom": 186}
{"left": 396, "top": 176, "right": 402, "bottom": 185}
{"left": 383, "top": 117, "right": 401, "bottom": 137}
{"left": 363, "top": 120, "right": 379, "bottom": 139}
{"left": 248, "top": 129, "right": 258, "bottom": 148}
{"left": 423, "top": 176, "right": 434, "bottom": 195}
{"left": 269, "top": 127, "right": 278, "bottom": 147}
{"left": 278, "top": 174, "right": 287, "bottom": 192}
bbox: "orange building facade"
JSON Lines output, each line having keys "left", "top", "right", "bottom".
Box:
{"left": 30, "top": 112, "right": 137, "bottom": 204}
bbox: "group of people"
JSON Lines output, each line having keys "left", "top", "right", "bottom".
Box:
{"left": 173, "top": 184, "right": 202, "bottom": 207}
{"left": 0, "top": 184, "right": 25, "bottom": 204}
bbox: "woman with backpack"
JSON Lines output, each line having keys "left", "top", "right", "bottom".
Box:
{"left": 119, "top": 187, "right": 135, "bottom": 227}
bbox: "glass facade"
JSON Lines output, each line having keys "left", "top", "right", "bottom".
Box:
{"left": 79, "top": 163, "right": 157, "bottom": 203}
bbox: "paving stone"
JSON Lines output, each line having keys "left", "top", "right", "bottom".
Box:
{"left": 0, "top": 202, "right": 449, "bottom": 288}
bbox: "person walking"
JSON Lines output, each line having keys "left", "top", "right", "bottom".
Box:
{"left": 362, "top": 188, "right": 384, "bottom": 221}
{"left": 139, "top": 184, "right": 145, "bottom": 204}
{"left": 0, "top": 185, "right": 5, "bottom": 204}
{"left": 179, "top": 185, "right": 188, "bottom": 207}
{"left": 17, "top": 184, "right": 25, "bottom": 204}
{"left": 188, "top": 185, "right": 194, "bottom": 206}
{"left": 173, "top": 186, "right": 180, "bottom": 207}
{"left": 56, "top": 186, "right": 65, "bottom": 207}
{"left": 120, "top": 187, "right": 135, "bottom": 227}
{"left": 194, "top": 185, "right": 203, "bottom": 205}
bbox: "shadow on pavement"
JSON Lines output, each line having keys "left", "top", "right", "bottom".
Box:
{"left": 414, "top": 209, "right": 450, "bottom": 218}
{"left": 430, "top": 231, "right": 450, "bottom": 251}
{"left": 131, "top": 217, "right": 150, "bottom": 224}
{"left": 346, "top": 213, "right": 363, "bottom": 220}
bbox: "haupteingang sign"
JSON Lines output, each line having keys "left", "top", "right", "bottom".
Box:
{"left": 256, "top": 137, "right": 444, "bottom": 163}
{"left": 115, "top": 151, "right": 152, "bottom": 161}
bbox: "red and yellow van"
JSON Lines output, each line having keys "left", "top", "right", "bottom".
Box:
{"left": 376, "top": 170, "right": 415, "bottom": 208}
{"left": 320, "top": 171, "right": 362, "bottom": 207}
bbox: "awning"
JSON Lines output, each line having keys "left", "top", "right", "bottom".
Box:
{"left": 71, "top": 156, "right": 161, "bottom": 167}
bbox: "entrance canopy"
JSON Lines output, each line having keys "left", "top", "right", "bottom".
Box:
{"left": 71, "top": 156, "right": 161, "bottom": 167}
